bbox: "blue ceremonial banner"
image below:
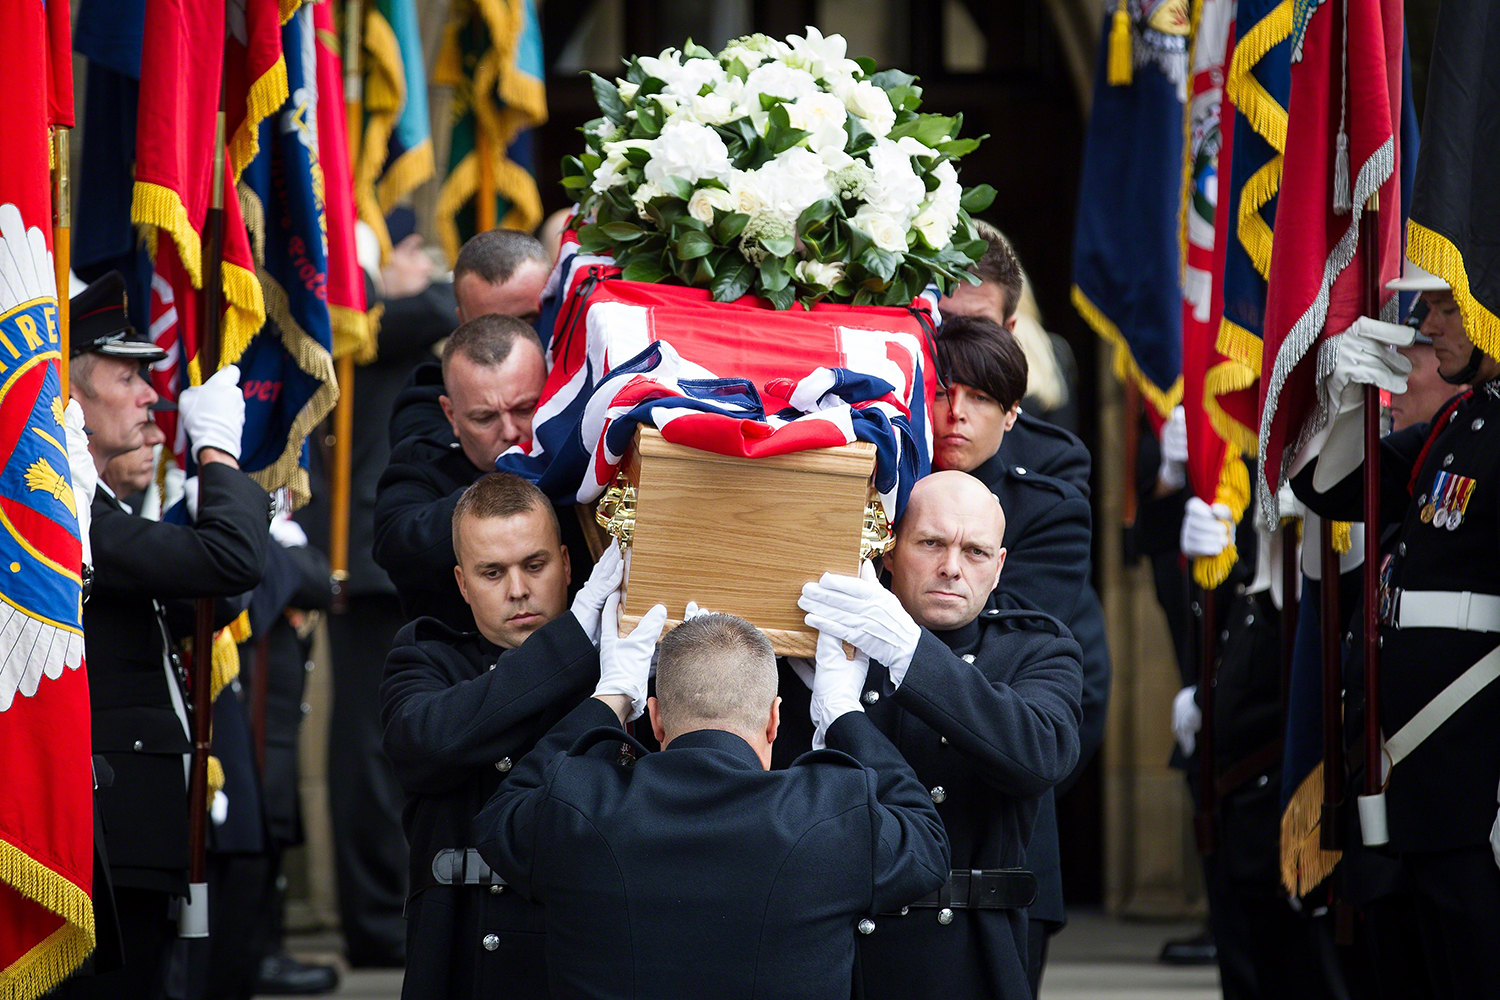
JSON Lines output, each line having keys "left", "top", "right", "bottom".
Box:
{"left": 1071, "top": 3, "right": 1189, "bottom": 424}
{"left": 358, "top": 0, "right": 435, "bottom": 258}
{"left": 236, "top": 5, "right": 337, "bottom": 507}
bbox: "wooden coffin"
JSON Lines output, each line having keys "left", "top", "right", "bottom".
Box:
{"left": 600, "top": 426, "right": 878, "bottom": 656}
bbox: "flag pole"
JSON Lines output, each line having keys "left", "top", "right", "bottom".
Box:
{"left": 1193, "top": 582, "right": 1218, "bottom": 854}
{"left": 1360, "top": 194, "right": 1383, "bottom": 803}
{"left": 329, "top": 0, "right": 364, "bottom": 612}
{"left": 52, "top": 126, "right": 70, "bottom": 383}
{"left": 184, "top": 76, "right": 230, "bottom": 941}
{"left": 1318, "top": 517, "right": 1344, "bottom": 849}
{"left": 477, "top": 129, "right": 498, "bottom": 233}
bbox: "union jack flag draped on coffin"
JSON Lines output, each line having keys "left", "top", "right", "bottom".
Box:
{"left": 497, "top": 240, "right": 937, "bottom": 521}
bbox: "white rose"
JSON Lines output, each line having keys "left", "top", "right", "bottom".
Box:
{"left": 687, "top": 187, "right": 736, "bottom": 224}
{"left": 643, "top": 120, "right": 733, "bottom": 187}
{"left": 665, "top": 57, "right": 727, "bottom": 99}
{"left": 685, "top": 91, "right": 739, "bottom": 126}
{"left": 852, "top": 208, "right": 909, "bottom": 253}
{"left": 754, "top": 147, "right": 836, "bottom": 220}
{"left": 591, "top": 140, "right": 650, "bottom": 194}
{"left": 727, "top": 169, "right": 771, "bottom": 216}
{"left": 912, "top": 208, "right": 957, "bottom": 250}
{"left": 740, "top": 62, "right": 820, "bottom": 114}
{"left": 616, "top": 80, "right": 639, "bottom": 103}
{"left": 861, "top": 138, "right": 926, "bottom": 227}
{"left": 631, "top": 180, "right": 667, "bottom": 219}
{"left": 783, "top": 26, "right": 862, "bottom": 84}
{"left": 833, "top": 79, "right": 896, "bottom": 138}
{"left": 785, "top": 91, "right": 850, "bottom": 158}
{"left": 912, "top": 159, "right": 961, "bottom": 248}
{"left": 795, "top": 259, "right": 845, "bottom": 288}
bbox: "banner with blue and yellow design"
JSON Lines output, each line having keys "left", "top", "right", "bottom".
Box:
{"left": 358, "top": 0, "right": 434, "bottom": 260}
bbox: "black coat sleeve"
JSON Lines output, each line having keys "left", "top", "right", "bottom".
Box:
{"left": 91, "top": 462, "right": 268, "bottom": 599}
{"left": 471, "top": 696, "right": 623, "bottom": 900}
{"left": 894, "top": 626, "right": 1083, "bottom": 798}
{"left": 992, "top": 491, "right": 1093, "bottom": 626}
{"left": 371, "top": 446, "right": 466, "bottom": 598}
{"left": 375, "top": 283, "right": 458, "bottom": 362}
{"left": 1290, "top": 422, "right": 1426, "bottom": 525}
{"left": 822, "top": 712, "right": 950, "bottom": 913}
{"left": 381, "top": 614, "right": 600, "bottom": 794}
{"left": 388, "top": 360, "right": 451, "bottom": 450}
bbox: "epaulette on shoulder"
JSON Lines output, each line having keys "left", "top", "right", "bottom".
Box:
{"left": 980, "top": 607, "right": 1071, "bottom": 638}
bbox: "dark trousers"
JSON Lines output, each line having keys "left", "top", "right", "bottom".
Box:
{"left": 1406, "top": 846, "right": 1500, "bottom": 1000}
{"left": 1025, "top": 919, "right": 1052, "bottom": 997}
{"left": 204, "top": 854, "right": 274, "bottom": 1000}
{"left": 55, "top": 887, "right": 174, "bottom": 1000}
{"left": 328, "top": 593, "right": 408, "bottom": 964}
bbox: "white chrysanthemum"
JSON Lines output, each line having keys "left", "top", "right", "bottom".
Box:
{"left": 912, "top": 158, "right": 961, "bottom": 249}
{"left": 739, "top": 62, "right": 820, "bottom": 114}
{"left": 832, "top": 78, "right": 896, "bottom": 138}
{"left": 664, "top": 57, "right": 727, "bottom": 99}
{"left": 643, "top": 120, "right": 733, "bottom": 187}
{"left": 785, "top": 91, "right": 850, "bottom": 159}
{"left": 850, "top": 207, "right": 909, "bottom": 253}
{"left": 783, "top": 26, "right": 862, "bottom": 85}
{"left": 861, "top": 138, "right": 925, "bottom": 227}
{"left": 682, "top": 89, "right": 740, "bottom": 126}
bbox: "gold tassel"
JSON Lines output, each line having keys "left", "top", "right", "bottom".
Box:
{"left": 1332, "top": 520, "right": 1352, "bottom": 554}
{"left": 207, "top": 755, "right": 226, "bottom": 799}
{"left": 1280, "top": 762, "right": 1343, "bottom": 895}
{"left": 1107, "top": 0, "right": 1134, "bottom": 86}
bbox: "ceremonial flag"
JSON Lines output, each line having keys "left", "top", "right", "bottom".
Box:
{"left": 0, "top": 2, "right": 95, "bottom": 994}
{"left": 357, "top": 0, "right": 435, "bottom": 260}
{"left": 1072, "top": 0, "right": 1191, "bottom": 427}
{"left": 238, "top": 4, "right": 339, "bottom": 507}
{"left": 1256, "top": 0, "right": 1403, "bottom": 520}
{"left": 434, "top": 0, "right": 547, "bottom": 262}
{"left": 133, "top": 0, "right": 267, "bottom": 413}
{"left": 224, "top": 0, "right": 289, "bottom": 182}
{"left": 315, "top": 1, "right": 374, "bottom": 362}
{"left": 501, "top": 248, "right": 934, "bottom": 520}
{"left": 1404, "top": 2, "right": 1500, "bottom": 359}
{"left": 1179, "top": 0, "right": 1245, "bottom": 587}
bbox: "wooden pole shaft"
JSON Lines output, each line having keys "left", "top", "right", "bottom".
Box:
{"left": 329, "top": 353, "right": 355, "bottom": 608}
{"left": 1361, "top": 198, "right": 1383, "bottom": 797}
{"left": 477, "top": 128, "right": 498, "bottom": 233}
{"left": 52, "top": 126, "right": 70, "bottom": 386}
{"left": 1319, "top": 517, "right": 1345, "bottom": 850}
{"left": 1122, "top": 380, "right": 1140, "bottom": 528}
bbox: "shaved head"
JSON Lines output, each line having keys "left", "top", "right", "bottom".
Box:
{"left": 885, "top": 471, "right": 1007, "bottom": 630}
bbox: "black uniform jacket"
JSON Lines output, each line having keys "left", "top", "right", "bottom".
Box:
{"left": 775, "top": 609, "right": 1083, "bottom": 1000}
{"left": 372, "top": 360, "right": 593, "bottom": 630}
{"left": 381, "top": 611, "right": 599, "bottom": 1000}
{"left": 85, "top": 462, "right": 269, "bottom": 893}
{"left": 472, "top": 697, "right": 951, "bottom": 1000}
{"left": 1294, "top": 382, "right": 1500, "bottom": 851}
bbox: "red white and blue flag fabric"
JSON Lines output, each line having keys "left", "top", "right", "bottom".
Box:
{"left": 0, "top": 1, "right": 96, "bottom": 995}
{"left": 499, "top": 241, "right": 937, "bottom": 520}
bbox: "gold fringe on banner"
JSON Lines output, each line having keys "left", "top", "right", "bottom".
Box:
{"left": 1071, "top": 284, "right": 1185, "bottom": 421}
{"left": 0, "top": 839, "right": 96, "bottom": 998}
{"left": 356, "top": 6, "right": 434, "bottom": 262}
{"left": 228, "top": 55, "right": 289, "bottom": 184}
{"left": 1280, "top": 761, "right": 1343, "bottom": 895}
{"left": 1223, "top": 0, "right": 1291, "bottom": 280}
{"left": 1407, "top": 221, "right": 1500, "bottom": 364}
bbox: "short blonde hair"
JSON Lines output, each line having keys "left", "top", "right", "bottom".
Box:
{"left": 655, "top": 614, "right": 777, "bottom": 737}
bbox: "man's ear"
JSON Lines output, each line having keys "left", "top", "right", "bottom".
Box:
{"left": 561, "top": 541, "right": 572, "bottom": 589}
{"left": 1003, "top": 405, "right": 1020, "bottom": 432}
{"left": 1004, "top": 314, "right": 1018, "bottom": 333}
{"left": 648, "top": 696, "right": 667, "bottom": 746}
{"left": 439, "top": 394, "right": 457, "bottom": 432}
{"left": 991, "top": 547, "right": 1007, "bottom": 591}
{"left": 766, "top": 696, "right": 782, "bottom": 745}
{"left": 454, "top": 562, "right": 469, "bottom": 604}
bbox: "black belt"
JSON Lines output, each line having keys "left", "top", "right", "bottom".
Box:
{"left": 410, "top": 848, "right": 508, "bottom": 899}
{"left": 885, "top": 869, "right": 1036, "bottom": 915}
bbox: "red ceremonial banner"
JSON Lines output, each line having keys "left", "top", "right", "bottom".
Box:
{"left": 1256, "top": 0, "right": 1403, "bottom": 518}
{"left": 0, "top": 1, "right": 96, "bottom": 995}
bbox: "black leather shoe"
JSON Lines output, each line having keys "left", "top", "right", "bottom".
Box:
{"left": 255, "top": 954, "right": 341, "bottom": 995}
{"left": 1158, "top": 929, "right": 1217, "bottom": 966}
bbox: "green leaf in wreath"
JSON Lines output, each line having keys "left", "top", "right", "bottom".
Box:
{"left": 854, "top": 56, "right": 878, "bottom": 76}
{"left": 937, "top": 136, "right": 983, "bottom": 157}
{"left": 675, "top": 230, "right": 716, "bottom": 260}
{"left": 561, "top": 175, "right": 590, "bottom": 191}
{"left": 759, "top": 256, "right": 791, "bottom": 292}
{"left": 575, "top": 224, "right": 615, "bottom": 254}
{"left": 760, "top": 235, "right": 796, "bottom": 258}
{"left": 764, "top": 284, "right": 797, "bottom": 311}
{"left": 858, "top": 245, "right": 901, "bottom": 282}
{"left": 716, "top": 212, "right": 750, "bottom": 243}
{"left": 590, "top": 73, "right": 628, "bottom": 125}
{"left": 844, "top": 115, "right": 877, "bottom": 154}
{"left": 888, "top": 113, "right": 957, "bottom": 148}
{"left": 621, "top": 255, "right": 669, "bottom": 284}
{"left": 961, "top": 184, "right": 997, "bottom": 213}
{"left": 711, "top": 260, "right": 755, "bottom": 302}
{"left": 601, "top": 221, "right": 645, "bottom": 242}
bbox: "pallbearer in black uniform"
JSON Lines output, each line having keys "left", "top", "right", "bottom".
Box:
{"left": 796, "top": 470, "right": 1084, "bottom": 1000}
{"left": 1293, "top": 261, "right": 1500, "bottom": 999}
{"left": 472, "top": 608, "right": 950, "bottom": 1000}
{"left": 59, "top": 273, "right": 270, "bottom": 998}
{"left": 381, "top": 472, "right": 625, "bottom": 1000}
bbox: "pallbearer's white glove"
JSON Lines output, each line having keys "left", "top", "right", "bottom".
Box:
{"left": 178, "top": 364, "right": 245, "bottom": 461}
{"left": 1172, "top": 686, "right": 1202, "bottom": 757}
{"left": 1311, "top": 318, "right": 1415, "bottom": 491}
{"left": 808, "top": 629, "right": 870, "bottom": 750}
{"left": 63, "top": 400, "right": 95, "bottom": 570}
{"left": 570, "top": 543, "right": 625, "bottom": 645}
{"left": 1180, "top": 497, "right": 1233, "bottom": 559}
{"left": 1158, "top": 405, "right": 1188, "bottom": 491}
{"left": 799, "top": 570, "right": 921, "bottom": 686}
{"left": 594, "top": 595, "right": 666, "bottom": 721}
{"left": 683, "top": 601, "right": 713, "bottom": 621}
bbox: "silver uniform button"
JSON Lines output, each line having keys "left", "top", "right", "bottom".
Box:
{"left": 490, "top": 884, "right": 504, "bottom": 895}
{"left": 301, "top": 702, "right": 312, "bottom": 715}
{"left": 930, "top": 786, "right": 947, "bottom": 804}
{"left": 1443, "top": 454, "right": 1454, "bottom": 467}
{"left": 1474, "top": 418, "right": 1485, "bottom": 431}
{"left": 133, "top": 740, "right": 144, "bottom": 752}
{"left": 1014, "top": 467, "right": 1027, "bottom": 476}
{"left": 900, "top": 906, "right": 909, "bottom": 916}
{"left": 938, "top": 908, "right": 954, "bottom": 925}
{"left": 961, "top": 653, "right": 976, "bottom": 663}
{"left": 1399, "top": 542, "right": 1406, "bottom": 556}
{"left": 857, "top": 918, "right": 876, "bottom": 935}
{"left": 940, "top": 736, "right": 949, "bottom": 744}
{"left": 495, "top": 757, "right": 513, "bottom": 772}
{"left": 482, "top": 934, "right": 499, "bottom": 952}
{"left": 863, "top": 690, "right": 880, "bottom": 705}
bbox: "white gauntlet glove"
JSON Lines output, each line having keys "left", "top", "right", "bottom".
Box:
{"left": 178, "top": 364, "right": 245, "bottom": 461}
{"left": 1180, "top": 497, "right": 1233, "bottom": 559}
{"left": 799, "top": 567, "right": 920, "bottom": 686}
{"left": 807, "top": 629, "right": 871, "bottom": 750}
{"left": 1158, "top": 405, "right": 1188, "bottom": 491}
{"left": 1311, "top": 318, "right": 1414, "bottom": 491}
{"left": 570, "top": 543, "right": 625, "bottom": 645}
{"left": 1172, "top": 686, "right": 1202, "bottom": 757}
{"left": 594, "top": 595, "right": 667, "bottom": 722}
{"left": 63, "top": 400, "right": 95, "bottom": 570}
